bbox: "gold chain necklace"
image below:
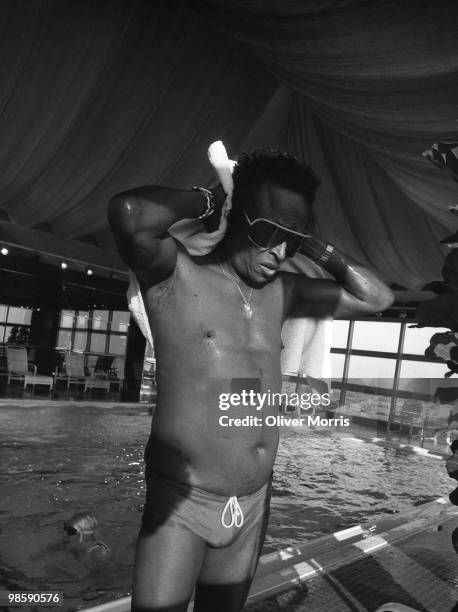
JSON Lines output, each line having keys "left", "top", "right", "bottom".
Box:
{"left": 216, "top": 258, "right": 254, "bottom": 319}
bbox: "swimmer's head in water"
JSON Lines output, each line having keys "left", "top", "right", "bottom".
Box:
{"left": 63, "top": 512, "right": 111, "bottom": 562}
{"left": 226, "top": 149, "right": 320, "bottom": 283}
{"left": 63, "top": 512, "right": 99, "bottom": 543}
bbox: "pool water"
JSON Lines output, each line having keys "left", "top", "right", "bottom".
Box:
{"left": 0, "top": 404, "right": 452, "bottom": 611}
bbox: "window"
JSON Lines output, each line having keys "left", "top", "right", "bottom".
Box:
{"left": 0, "top": 305, "right": 33, "bottom": 345}
{"left": 397, "top": 377, "right": 440, "bottom": 395}
{"left": 326, "top": 317, "right": 455, "bottom": 421}
{"left": 92, "top": 310, "right": 108, "bottom": 331}
{"left": 403, "top": 326, "right": 450, "bottom": 355}
{"left": 60, "top": 310, "right": 74, "bottom": 328}
{"left": 398, "top": 360, "right": 449, "bottom": 380}
{"left": 331, "top": 320, "right": 350, "bottom": 349}
{"left": 111, "top": 311, "right": 130, "bottom": 333}
{"left": 56, "top": 330, "right": 72, "bottom": 350}
{"left": 76, "top": 312, "right": 89, "bottom": 329}
{"left": 73, "top": 331, "right": 88, "bottom": 352}
{"left": 90, "top": 333, "right": 106, "bottom": 353}
{"left": 7, "top": 307, "right": 32, "bottom": 325}
{"left": 56, "top": 309, "right": 130, "bottom": 379}
{"left": 347, "top": 355, "right": 396, "bottom": 389}
{"left": 109, "top": 334, "right": 127, "bottom": 355}
{"left": 330, "top": 353, "right": 345, "bottom": 380}
{"left": 352, "top": 321, "right": 401, "bottom": 353}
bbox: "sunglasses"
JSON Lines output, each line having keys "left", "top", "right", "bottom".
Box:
{"left": 243, "top": 210, "right": 311, "bottom": 257}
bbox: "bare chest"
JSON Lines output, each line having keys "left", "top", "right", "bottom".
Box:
{"left": 144, "top": 259, "right": 287, "bottom": 356}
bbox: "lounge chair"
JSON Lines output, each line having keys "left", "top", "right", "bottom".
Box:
{"left": 398, "top": 400, "right": 425, "bottom": 441}
{"left": 90, "top": 355, "right": 124, "bottom": 391}
{"left": 421, "top": 411, "right": 457, "bottom": 446}
{"left": 54, "top": 352, "right": 87, "bottom": 389}
{"left": 85, "top": 355, "right": 111, "bottom": 392}
{"left": 6, "top": 345, "right": 53, "bottom": 391}
{"left": 55, "top": 352, "right": 111, "bottom": 392}
{"left": 108, "top": 357, "right": 124, "bottom": 391}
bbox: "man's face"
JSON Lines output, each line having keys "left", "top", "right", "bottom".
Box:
{"left": 230, "top": 181, "right": 311, "bottom": 284}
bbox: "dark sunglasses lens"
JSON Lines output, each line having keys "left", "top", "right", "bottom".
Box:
{"left": 248, "top": 222, "right": 275, "bottom": 248}
{"left": 285, "top": 236, "right": 302, "bottom": 257}
{"left": 248, "top": 220, "right": 304, "bottom": 255}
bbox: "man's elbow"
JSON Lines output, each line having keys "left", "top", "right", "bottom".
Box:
{"left": 107, "top": 194, "right": 138, "bottom": 234}
{"left": 371, "top": 287, "right": 395, "bottom": 313}
{"left": 108, "top": 193, "right": 134, "bottom": 216}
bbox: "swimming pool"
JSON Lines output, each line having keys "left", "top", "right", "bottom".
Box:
{"left": 0, "top": 404, "right": 452, "bottom": 611}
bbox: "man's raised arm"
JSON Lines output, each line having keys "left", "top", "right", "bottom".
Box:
{"left": 108, "top": 186, "right": 213, "bottom": 287}
{"left": 293, "top": 236, "right": 394, "bottom": 318}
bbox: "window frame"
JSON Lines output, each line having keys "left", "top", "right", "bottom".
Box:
{"left": 330, "top": 316, "right": 454, "bottom": 410}
{"left": 0, "top": 305, "right": 33, "bottom": 344}
{"left": 56, "top": 309, "right": 130, "bottom": 379}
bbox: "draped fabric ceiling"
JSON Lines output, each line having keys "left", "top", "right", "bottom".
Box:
{"left": 1, "top": 0, "right": 458, "bottom": 289}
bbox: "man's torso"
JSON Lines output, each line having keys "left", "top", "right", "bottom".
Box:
{"left": 142, "top": 247, "right": 295, "bottom": 496}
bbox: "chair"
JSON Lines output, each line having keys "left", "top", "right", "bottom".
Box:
{"left": 398, "top": 400, "right": 425, "bottom": 442}
{"left": 94, "top": 355, "right": 114, "bottom": 376}
{"left": 6, "top": 345, "right": 53, "bottom": 391}
{"left": 54, "top": 352, "right": 87, "bottom": 389}
{"left": 56, "top": 352, "right": 110, "bottom": 392}
{"left": 84, "top": 355, "right": 111, "bottom": 393}
{"left": 108, "top": 357, "right": 124, "bottom": 391}
{"left": 421, "top": 414, "right": 455, "bottom": 446}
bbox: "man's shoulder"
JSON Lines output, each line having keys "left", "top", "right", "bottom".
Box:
{"left": 175, "top": 241, "right": 214, "bottom": 273}
{"left": 140, "top": 240, "right": 207, "bottom": 291}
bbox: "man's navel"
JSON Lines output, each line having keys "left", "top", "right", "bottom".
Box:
{"left": 205, "top": 329, "right": 216, "bottom": 340}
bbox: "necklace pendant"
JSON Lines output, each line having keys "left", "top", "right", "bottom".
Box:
{"left": 243, "top": 303, "right": 253, "bottom": 319}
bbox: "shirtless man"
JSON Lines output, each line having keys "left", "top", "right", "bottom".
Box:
{"left": 108, "top": 149, "right": 394, "bottom": 612}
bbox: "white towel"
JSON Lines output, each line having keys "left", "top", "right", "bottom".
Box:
{"left": 168, "top": 141, "right": 235, "bottom": 256}
{"left": 280, "top": 256, "right": 332, "bottom": 392}
{"left": 127, "top": 270, "right": 154, "bottom": 349}
{"left": 281, "top": 317, "right": 332, "bottom": 380}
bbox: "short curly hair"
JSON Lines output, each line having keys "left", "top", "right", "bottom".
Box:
{"left": 229, "top": 148, "right": 320, "bottom": 230}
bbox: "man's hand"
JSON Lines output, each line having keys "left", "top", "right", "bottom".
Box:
{"left": 296, "top": 236, "right": 394, "bottom": 317}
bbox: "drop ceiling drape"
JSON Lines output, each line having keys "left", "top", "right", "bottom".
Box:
{"left": 1, "top": 0, "right": 457, "bottom": 289}
{"left": 194, "top": 0, "right": 458, "bottom": 287}
{"left": 280, "top": 96, "right": 447, "bottom": 288}
{"left": 0, "top": 0, "right": 282, "bottom": 239}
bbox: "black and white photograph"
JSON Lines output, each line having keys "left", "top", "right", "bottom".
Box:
{"left": 0, "top": 1, "right": 458, "bottom": 611}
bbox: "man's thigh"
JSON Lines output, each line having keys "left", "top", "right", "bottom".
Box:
{"left": 132, "top": 522, "right": 206, "bottom": 612}
{"left": 194, "top": 507, "right": 269, "bottom": 612}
